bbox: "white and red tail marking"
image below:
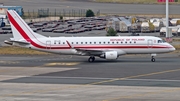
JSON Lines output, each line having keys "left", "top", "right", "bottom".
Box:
{"left": 7, "top": 10, "right": 45, "bottom": 41}
{"left": 7, "top": 10, "right": 53, "bottom": 48}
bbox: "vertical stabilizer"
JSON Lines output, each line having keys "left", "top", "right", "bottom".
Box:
{"left": 7, "top": 10, "right": 46, "bottom": 41}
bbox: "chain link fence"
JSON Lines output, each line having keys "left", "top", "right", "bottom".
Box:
{"left": 23, "top": 9, "right": 100, "bottom": 19}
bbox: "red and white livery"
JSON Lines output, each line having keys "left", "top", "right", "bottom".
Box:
{"left": 5, "top": 10, "right": 175, "bottom": 62}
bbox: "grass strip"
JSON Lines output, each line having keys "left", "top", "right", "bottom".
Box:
{"left": 0, "top": 46, "right": 50, "bottom": 55}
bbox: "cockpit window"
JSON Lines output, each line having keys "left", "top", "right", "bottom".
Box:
{"left": 158, "top": 40, "right": 162, "bottom": 43}
{"left": 158, "top": 40, "right": 166, "bottom": 43}
{"left": 163, "top": 39, "right": 166, "bottom": 43}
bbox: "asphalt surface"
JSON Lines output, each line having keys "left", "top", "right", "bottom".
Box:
{"left": 1, "top": 54, "right": 180, "bottom": 87}
{"left": 0, "top": 54, "right": 180, "bottom": 101}
{"left": 2, "top": 0, "right": 180, "bottom": 14}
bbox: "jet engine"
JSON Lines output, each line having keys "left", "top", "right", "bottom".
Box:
{"left": 100, "top": 51, "right": 118, "bottom": 60}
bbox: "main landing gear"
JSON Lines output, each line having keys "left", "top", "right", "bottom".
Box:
{"left": 151, "top": 56, "right": 155, "bottom": 62}
{"left": 88, "top": 56, "right": 95, "bottom": 62}
{"left": 151, "top": 54, "right": 156, "bottom": 62}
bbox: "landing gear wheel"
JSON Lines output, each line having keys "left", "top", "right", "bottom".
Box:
{"left": 151, "top": 58, "right": 155, "bottom": 62}
{"left": 92, "top": 57, "right": 95, "bottom": 61}
{"left": 88, "top": 56, "right": 95, "bottom": 62}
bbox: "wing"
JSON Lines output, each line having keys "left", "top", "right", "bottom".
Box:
{"left": 66, "top": 40, "right": 126, "bottom": 56}
{"left": 66, "top": 40, "right": 106, "bottom": 56}
{"left": 76, "top": 48, "right": 106, "bottom": 56}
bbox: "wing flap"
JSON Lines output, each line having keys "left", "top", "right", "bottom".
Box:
{"left": 76, "top": 48, "right": 103, "bottom": 52}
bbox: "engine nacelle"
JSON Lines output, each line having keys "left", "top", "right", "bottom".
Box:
{"left": 100, "top": 51, "right": 118, "bottom": 60}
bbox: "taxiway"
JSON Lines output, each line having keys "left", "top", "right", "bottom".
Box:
{"left": 0, "top": 54, "right": 180, "bottom": 101}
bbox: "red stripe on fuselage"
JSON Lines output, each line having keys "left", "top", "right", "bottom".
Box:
{"left": 72, "top": 45, "right": 170, "bottom": 49}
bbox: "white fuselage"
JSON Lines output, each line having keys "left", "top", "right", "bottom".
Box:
{"left": 21, "top": 36, "right": 175, "bottom": 56}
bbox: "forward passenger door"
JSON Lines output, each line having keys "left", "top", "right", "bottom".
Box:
{"left": 148, "top": 39, "right": 153, "bottom": 48}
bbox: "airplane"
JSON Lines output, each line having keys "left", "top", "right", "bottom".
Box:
{"left": 4, "top": 10, "right": 175, "bottom": 62}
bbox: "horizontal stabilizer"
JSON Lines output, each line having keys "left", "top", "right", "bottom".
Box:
{"left": 4, "top": 40, "right": 30, "bottom": 45}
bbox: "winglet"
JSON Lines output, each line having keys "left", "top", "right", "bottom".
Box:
{"left": 66, "top": 40, "right": 74, "bottom": 49}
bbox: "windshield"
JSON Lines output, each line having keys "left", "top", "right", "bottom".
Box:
{"left": 158, "top": 40, "right": 166, "bottom": 43}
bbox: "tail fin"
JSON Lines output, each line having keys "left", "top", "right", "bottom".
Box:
{"left": 7, "top": 10, "right": 46, "bottom": 41}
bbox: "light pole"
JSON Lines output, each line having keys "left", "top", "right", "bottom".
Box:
{"left": 166, "top": 0, "right": 169, "bottom": 38}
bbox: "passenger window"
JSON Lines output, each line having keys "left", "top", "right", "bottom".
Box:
{"left": 71, "top": 42, "right": 73, "bottom": 44}
{"left": 54, "top": 40, "right": 60, "bottom": 44}
{"left": 99, "top": 42, "right": 101, "bottom": 44}
{"left": 104, "top": 42, "right": 106, "bottom": 44}
{"left": 90, "top": 42, "right": 92, "bottom": 44}
{"left": 117, "top": 42, "right": 119, "bottom": 44}
{"left": 81, "top": 42, "right": 83, "bottom": 44}
{"left": 94, "top": 42, "right": 96, "bottom": 44}
{"left": 76, "top": 42, "right": 78, "bottom": 44}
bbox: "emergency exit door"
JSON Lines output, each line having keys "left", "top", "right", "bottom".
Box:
{"left": 46, "top": 41, "right": 51, "bottom": 49}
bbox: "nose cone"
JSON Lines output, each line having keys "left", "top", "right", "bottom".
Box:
{"left": 169, "top": 46, "right": 176, "bottom": 52}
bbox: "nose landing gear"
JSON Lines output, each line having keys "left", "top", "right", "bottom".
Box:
{"left": 151, "top": 56, "right": 155, "bottom": 62}
{"left": 151, "top": 54, "right": 156, "bottom": 62}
